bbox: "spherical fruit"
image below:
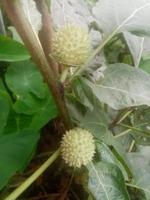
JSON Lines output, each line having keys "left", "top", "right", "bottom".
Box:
{"left": 60, "top": 128, "right": 95, "bottom": 168}
{"left": 51, "top": 24, "right": 92, "bottom": 66}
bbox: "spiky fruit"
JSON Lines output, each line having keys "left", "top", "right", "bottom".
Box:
{"left": 51, "top": 24, "right": 92, "bottom": 66}
{"left": 60, "top": 128, "right": 95, "bottom": 168}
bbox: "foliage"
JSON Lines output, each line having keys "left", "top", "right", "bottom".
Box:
{"left": 87, "top": 162, "right": 130, "bottom": 200}
{"left": 0, "top": 0, "right": 150, "bottom": 199}
{"left": 0, "top": 37, "right": 58, "bottom": 189}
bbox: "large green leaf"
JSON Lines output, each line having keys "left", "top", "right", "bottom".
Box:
{"left": 0, "top": 36, "right": 30, "bottom": 62}
{"left": 0, "top": 130, "right": 40, "bottom": 190}
{"left": 0, "top": 79, "right": 6, "bottom": 91}
{"left": 3, "top": 97, "right": 58, "bottom": 133}
{"left": 13, "top": 93, "right": 46, "bottom": 115}
{"left": 78, "top": 107, "right": 125, "bottom": 155}
{"left": 84, "top": 64, "right": 150, "bottom": 110}
{"left": 29, "top": 89, "right": 58, "bottom": 130}
{"left": 3, "top": 95, "right": 58, "bottom": 134}
{"left": 5, "top": 60, "right": 58, "bottom": 129}
{"left": 96, "top": 142, "right": 132, "bottom": 180}
{"left": 6, "top": 61, "right": 46, "bottom": 99}
{"left": 3, "top": 110, "right": 33, "bottom": 135}
{"left": 87, "top": 162, "right": 130, "bottom": 200}
{"left": 0, "top": 90, "right": 10, "bottom": 134}
{"left": 79, "top": 108, "right": 108, "bottom": 139}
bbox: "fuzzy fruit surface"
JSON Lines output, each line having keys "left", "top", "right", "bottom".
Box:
{"left": 60, "top": 128, "right": 95, "bottom": 168}
{"left": 51, "top": 24, "right": 92, "bottom": 66}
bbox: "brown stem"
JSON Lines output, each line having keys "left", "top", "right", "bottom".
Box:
{"left": 1, "top": 0, "right": 72, "bottom": 130}
{"left": 35, "top": 0, "right": 59, "bottom": 75}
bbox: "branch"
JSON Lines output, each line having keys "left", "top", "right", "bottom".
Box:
{"left": 35, "top": 0, "right": 59, "bottom": 75}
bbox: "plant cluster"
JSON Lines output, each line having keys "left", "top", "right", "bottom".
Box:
{"left": 0, "top": 0, "right": 150, "bottom": 200}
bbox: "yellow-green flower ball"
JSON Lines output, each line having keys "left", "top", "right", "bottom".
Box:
{"left": 60, "top": 128, "right": 95, "bottom": 168}
{"left": 51, "top": 24, "right": 92, "bottom": 66}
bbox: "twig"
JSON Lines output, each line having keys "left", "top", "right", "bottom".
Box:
{"left": 26, "top": 193, "right": 60, "bottom": 200}
{"left": 58, "top": 169, "right": 75, "bottom": 200}
{"left": 116, "top": 110, "right": 133, "bottom": 125}
{"left": 120, "top": 123, "right": 150, "bottom": 136}
{"left": 128, "top": 140, "right": 135, "bottom": 153}
{"left": 114, "top": 128, "right": 131, "bottom": 138}
{"left": 71, "top": 189, "right": 80, "bottom": 200}
{"left": 109, "top": 108, "right": 133, "bottom": 130}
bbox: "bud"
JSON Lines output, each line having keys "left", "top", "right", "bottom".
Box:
{"left": 51, "top": 24, "right": 92, "bottom": 66}
{"left": 60, "top": 128, "right": 95, "bottom": 168}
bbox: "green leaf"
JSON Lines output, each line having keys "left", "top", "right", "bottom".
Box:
{"left": 0, "top": 79, "right": 6, "bottom": 91}
{"left": 13, "top": 93, "right": 46, "bottom": 115}
{"left": 96, "top": 142, "right": 132, "bottom": 180}
{"left": 0, "top": 130, "right": 40, "bottom": 190}
{"left": 79, "top": 108, "right": 108, "bottom": 139}
{"left": 3, "top": 110, "right": 32, "bottom": 135}
{"left": 73, "top": 78, "right": 94, "bottom": 110}
{"left": 0, "top": 90, "right": 10, "bottom": 134}
{"left": 66, "top": 94, "right": 86, "bottom": 123}
{"left": 140, "top": 59, "right": 150, "bottom": 74}
{"left": 6, "top": 61, "right": 46, "bottom": 99}
{"left": 3, "top": 95, "right": 58, "bottom": 133}
{"left": 87, "top": 162, "right": 130, "bottom": 200}
{"left": 0, "top": 36, "right": 30, "bottom": 62}
{"left": 127, "top": 146, "right": 150, "bottom": 199}
{"left": 29, "top": 89, "right": 58, "bottom": 130}
{"left": 13, "top": 90, "right": 58, "bottom": 120}
{"left": 5, "top": 60, "right": 58, "bottom": 130}
{"left": 84, "top": 64, "right": 150, "bottom": 110}
{"left": 129, "top": 106, "right": 150, "bottom": 145}
{"left": 79, "top": 107, "right": 125, "bottom": 154}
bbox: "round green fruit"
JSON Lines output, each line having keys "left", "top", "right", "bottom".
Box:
{"left": 51, "top": 24, "right": 92, "bottom": 66}
{"left": 60, "top": 128, "right": 95, "bottom": 168}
